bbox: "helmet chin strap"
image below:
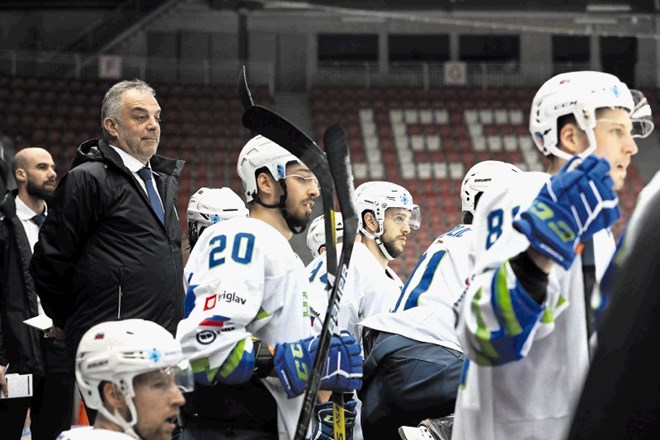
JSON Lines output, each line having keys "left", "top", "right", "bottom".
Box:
{"left": 578, "top": 128, "right": 598, "bottom": 160}
{"left": 97, "top": 398, "right": 140, "bottom": 440}
{"left": 361, "top": 228, "right": 395, "bottom": 261}
{"left": 375, "top": 236, "right": 395, "bottom": 261}
{"left": 253, "top": 182, "right": 306, "bottom": 235}
{"left": 551, "top": 127, "right": 598, "bottom": 162}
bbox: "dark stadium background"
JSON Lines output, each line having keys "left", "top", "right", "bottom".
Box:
{"left": 0, "top": 0, "right": 658, "bottom": 277}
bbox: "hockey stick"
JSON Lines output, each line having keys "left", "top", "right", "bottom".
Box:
{"left": 323, "top": 123, "right": 359, "bottom": 440}
{"left": 238, "top": 68, "right": 349, "bottom": 439}
{"left": 237, "top": 64, "right": 254, "bottom": 109}
{"left": 242, "top": 107, "right": 353, "bottom": 440}
{"left": 237, "top": 65, "right": 337, "bottom": 292}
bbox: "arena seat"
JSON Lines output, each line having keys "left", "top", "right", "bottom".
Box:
{"left": 0, "top": 76, "right": 652, "bottom": 279}
{"left": 309, "top": 84, "right": 654, "bottom": 278}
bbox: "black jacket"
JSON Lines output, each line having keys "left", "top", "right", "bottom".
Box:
{"left": 0, "top": 190, "right": 44, "bottom": 375}
{"left": 30, "top": 139, "right": 186, "bottom": 366}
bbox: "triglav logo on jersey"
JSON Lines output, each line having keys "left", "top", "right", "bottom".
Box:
{"left": 203, "top": 292, "right": 246, "bottom": 310}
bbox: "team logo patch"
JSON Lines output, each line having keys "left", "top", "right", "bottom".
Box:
{"left": 533, "top": 132, "right": 544, "bottom": 146}
{"left": 204, "top": 294, "right": 217, "bottom": 311}
{"left": 277, "top": 163, "right": 286, "bottom": 179}
{"left": 400, "top": 192, "right": 412, "bottom": 205}
{"left": 149, "top": 348, "right": 162, "bottom": 363}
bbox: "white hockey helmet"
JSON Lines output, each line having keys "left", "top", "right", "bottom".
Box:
{"left": 461, "top": 161, "right": 522, "bottom": 215}
{"left": 187, "top": 186, "right": 248, "bottom": 247}
{"left": 355, "top": 180, "right": 420, "bottom": 249}
{"left": 236, "top": 135, "right": 302, "bottom": 203}
{"left": 529, "top": 71, "right": 635, "bottom": 161}
{"left": 75, "top": 319, "right": 193, "bottom": 439}
{"left": 306, "top": 212, "right": 344, "bottom": 258}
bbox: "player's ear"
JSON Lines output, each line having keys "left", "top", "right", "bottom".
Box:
{"left": 255, "top": 171, "right": 277, "bottom": 202}
{"left": 364, "top": 211, "right": 379, "bottom": 233}
{"left": 558, "top": 122, "right": 583, "bottom": 155}
{"left": 101, "top": 382, "right": 126, "bottom": 408}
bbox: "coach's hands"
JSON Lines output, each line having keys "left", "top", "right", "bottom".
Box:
{"left": 513, "top": 155, "right": 620, "bottom": 269}
{"left": 274, "top": 331, "right": 363, "bottom": 399}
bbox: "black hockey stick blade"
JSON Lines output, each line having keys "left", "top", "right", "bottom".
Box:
{"left": 237, "top": 64, "right": 254, "bottom": 110}
{"left": 242, "top": 105, "right": 332, "bottom": 185}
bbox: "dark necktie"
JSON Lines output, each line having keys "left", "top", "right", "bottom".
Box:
{"left": 31, "top": 213, "right": 46, "bottom": 228}
{"left": 137, "top": 167, "right": 165, "bottom": 224}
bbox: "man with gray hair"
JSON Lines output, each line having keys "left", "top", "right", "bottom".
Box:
{"left": 30, "top": 79, "right": 186, "bottom": 426}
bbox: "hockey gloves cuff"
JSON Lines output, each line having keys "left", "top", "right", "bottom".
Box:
{"left": 513, "top": 156, "right": 620, "bottom": 269}
{"left": 309, "top": 330, "right": 363, "bottom": 393}
{"left": 310, "top": 399, "right": 358, "bottom": 440}
{"left": 274, "top": 331, "right": 363, "bottom": 399}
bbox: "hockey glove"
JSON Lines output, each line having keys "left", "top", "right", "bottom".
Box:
{"left": 309, "top": 330, "right": 363, "bottom": 393}
{"left": 273, "top": 336, "right": 314, "bottom": 399}
{"left": 513, "top": 155, "right": 620, "bottom": 269}
{"left": 310, "top": 399, "right": 358, "bottom": 440}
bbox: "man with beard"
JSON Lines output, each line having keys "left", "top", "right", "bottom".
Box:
{"left": 0, "top": 147, "right": 73, "bottom": 439}
{"left": 175, "top": 135, "right": 363, "bottom": 439}
{"left": 305, "top": 181, "right": 420, "bottom": 439}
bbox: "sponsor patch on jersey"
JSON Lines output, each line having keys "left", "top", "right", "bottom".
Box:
{"left": 217, "top": 291, "right": 246, "bottom": 305}
{"left": 199, "top": 315, "right": 230, "bottom": 327}
{"left": 204, "top": 294, "right": 217, "bottom": 311}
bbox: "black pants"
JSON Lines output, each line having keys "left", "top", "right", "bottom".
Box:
{"left": 0, "top": 338, "right": 76, "bottom": 440}
{"left": 358, "top": 331, "right": 465, "bottom": 440}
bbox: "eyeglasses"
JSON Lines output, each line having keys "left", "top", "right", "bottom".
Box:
{"left": 385, "top": 213, "right": 411, "bottom": 226}
{"left": 285, "top": 173, "right": 320, "bottom": 189}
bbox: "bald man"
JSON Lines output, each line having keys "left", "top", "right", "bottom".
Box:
{"left": 0, "top": 147, "right": 74, "bottom": 440}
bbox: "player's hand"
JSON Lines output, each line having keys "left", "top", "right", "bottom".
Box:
{"left": 273, "top": 337, "right": 314, "bottom": 398}
{"left": 0, "top": 364, "right": 8, "bottom": 396}
{"left": 310, "top": 399, "right": 358, "bottom": 440}
{"left": 309, "top": 330, "right": 363, "bottom": 393}
{"left": 513, "top": 156, "right": 620, "bottom": 269}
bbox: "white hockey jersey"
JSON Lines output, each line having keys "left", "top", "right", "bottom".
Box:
{"left": 358, "top": 224, "right": 474, "bottom": 352}
{"left": 176, "top": 217, "right": 312, "bottom": 439}
{"left": 57, "top": 427, "right": 133, "bottom": 440}
{"left": 305, "top": 241, "right": 403, "bottom": 339}
{"left": 453, "top": 171, "right": 615, "bottom": 440}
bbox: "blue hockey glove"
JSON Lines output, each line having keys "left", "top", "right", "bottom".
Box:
{"left": 310, "top": 399, "right": 358, "bottom": 440}
{"left": 273, "top": 337, "right": 314, "bottom": 398}
{"left": 513, "top": 156, "right": 620, "bottom": 269}
{"left": 309, "top": 330, "right": 363, "bottom": 393}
